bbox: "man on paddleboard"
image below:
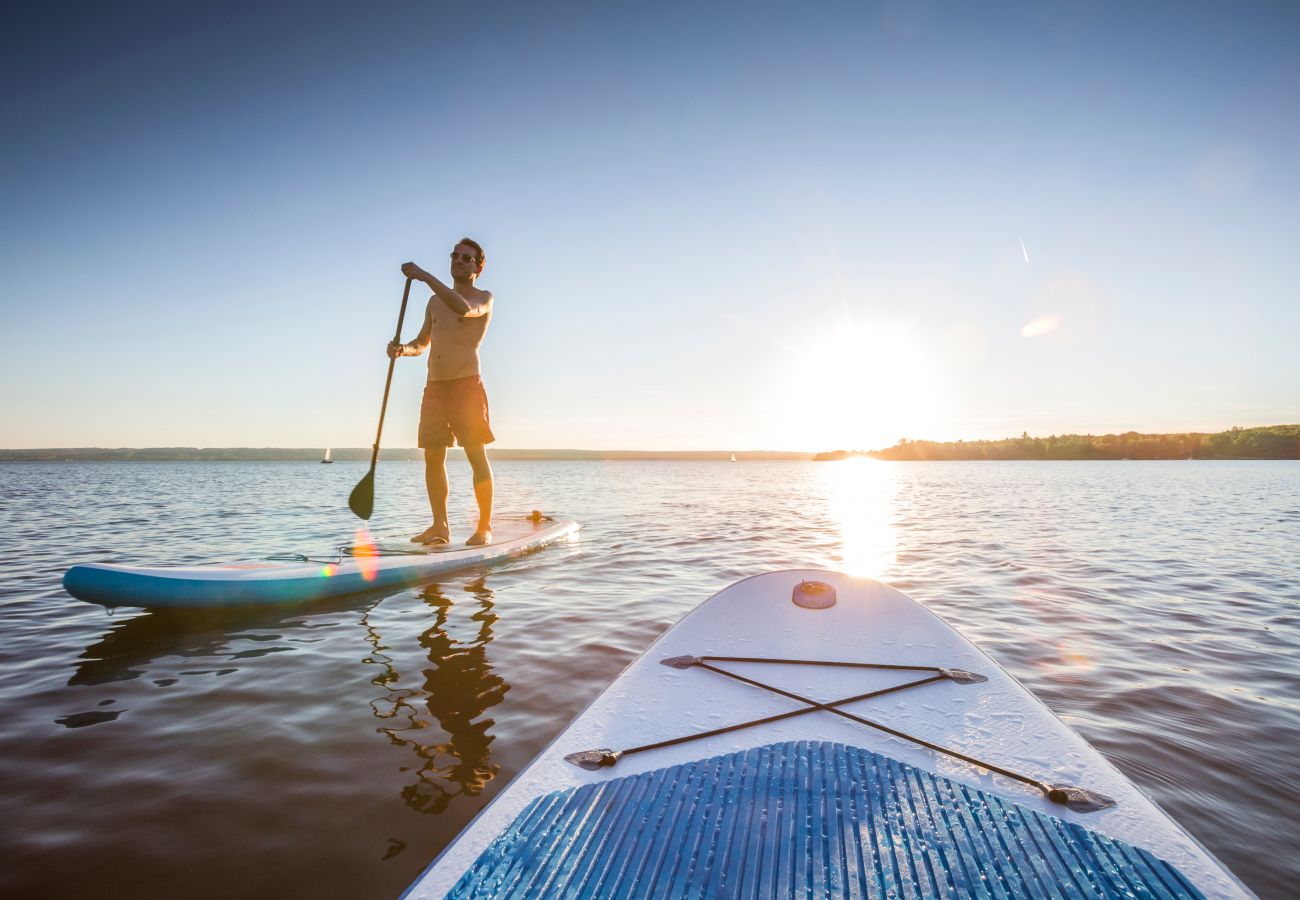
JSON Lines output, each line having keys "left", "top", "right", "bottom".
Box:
{"left": 387, "top": 239, "right": 494, "bottom": 546}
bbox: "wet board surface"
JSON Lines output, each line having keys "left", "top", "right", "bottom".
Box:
{"left": 62, "top": 517, "right": 579, "bottom": 609}
{"left": 405, "top": 569, "right": 1249, "bottom": 899}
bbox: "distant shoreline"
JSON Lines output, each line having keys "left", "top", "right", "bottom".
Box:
{"left": 4, "top": 424, "right": 1297, "bottom": 462}
{"left": 815, "top": 424, "right": 1300, "bottom": 461}
{"left": 0, "top": 448, "right": 813, "bottom": 462}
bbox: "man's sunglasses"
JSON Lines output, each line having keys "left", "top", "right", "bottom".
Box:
{"left": 450, "top": 252, "right": 478, "bottom": 264}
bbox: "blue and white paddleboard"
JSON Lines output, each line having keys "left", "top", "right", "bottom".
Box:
{"left": 406, "top": 569, "right": 1249, "bottom": 898}
{"left": 63, "top": 517, "right": 579, "bottom": 609}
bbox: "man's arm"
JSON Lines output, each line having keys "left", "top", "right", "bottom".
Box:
{"left": 401, "top": 262, "right": 492, "bottom": 318}
{"left": 456, "top": 290, "right": 493, "bottom": 319}
{"left": 386, "top": 304, "right": 433, "bottom": 358}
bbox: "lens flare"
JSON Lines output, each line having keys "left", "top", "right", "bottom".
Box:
{"left": 1020, "top": 315, "right": 1060, "bottom": 338}
{"left": 353, "top": 527, "right": 379, "bottom": 582}
{"left": 1057, "top": 639, "right": 1095, "bottom": 673}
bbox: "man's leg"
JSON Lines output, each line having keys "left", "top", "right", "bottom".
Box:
{"left": 414, "top": 446, "right": 451, "bottom": 544}
{"left": 462, "top": 443, "right": 493, "bottom": 546}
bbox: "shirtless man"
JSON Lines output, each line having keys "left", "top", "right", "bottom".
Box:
{"left": 387, "top": 238, "right": 494, "bottom": 546}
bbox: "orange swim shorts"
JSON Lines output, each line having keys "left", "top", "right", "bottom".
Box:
{"left": 417, "top": 375, "right": 495, "bottom": 448}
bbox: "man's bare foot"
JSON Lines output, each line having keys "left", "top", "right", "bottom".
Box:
{"left": 411, "top": 524, "right": 450, "bottom": 545}
{"left": 466, "top": 529, "right": 492, "bottom": 546}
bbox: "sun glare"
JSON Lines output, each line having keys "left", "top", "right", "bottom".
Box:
{"left": 780, "top": 325, "right": 944, "bottom": 452}
{"left": 821, "top": 457, "right": 899, "bottom": 578}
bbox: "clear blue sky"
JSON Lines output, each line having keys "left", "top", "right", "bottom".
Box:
{"left": 2, "top": 2, "right": 1296, "bottom": 450}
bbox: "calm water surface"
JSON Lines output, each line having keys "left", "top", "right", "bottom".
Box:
{"left": 1, "top": 460, "right": 1296, "bottom": 897}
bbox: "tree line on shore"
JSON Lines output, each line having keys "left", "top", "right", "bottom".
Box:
{"left": 815, "top": 424, "right": 1300, "bottom": 461}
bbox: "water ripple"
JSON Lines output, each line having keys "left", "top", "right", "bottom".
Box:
{"left": 0, "top": 459, "right": 1296, "bottom": 898}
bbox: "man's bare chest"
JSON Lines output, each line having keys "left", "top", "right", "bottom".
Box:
{"left": 428, "top": 302, "right": 490, "bottom": 340}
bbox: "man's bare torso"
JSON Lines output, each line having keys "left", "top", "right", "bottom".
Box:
{"left": 424, "top": 286, "right": 491, "bottom": 381}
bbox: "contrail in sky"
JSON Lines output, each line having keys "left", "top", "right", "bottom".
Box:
{"left": 1020, "top": 237, "right": 1030, "bottom": 263}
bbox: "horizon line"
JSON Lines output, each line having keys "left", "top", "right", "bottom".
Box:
{"left": 3, "top": 422, "right": 1297, "bottom": 456}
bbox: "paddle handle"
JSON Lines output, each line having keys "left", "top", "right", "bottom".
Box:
{"left": 368, "top": 277, "right": 414, "bottom": 469}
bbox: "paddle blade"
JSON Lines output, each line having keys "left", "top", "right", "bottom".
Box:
{"left": 348, "top": 469, "right": 375, "bottom": 520}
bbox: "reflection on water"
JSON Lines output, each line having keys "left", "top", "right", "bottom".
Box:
{"left": 2, "top": 459, "right": 1295, "bottom": 898}
{"left": 821, "top": 458, "right": 898, "bottom": 578}
{"left": 66, "top": 599, "right": 367, "bottom": 693}
{"left": 63, "top": 575, "right": 511, "bottom": 820}
{"left": 364, "top": 578, "right": 508, "bottom": 815}
{"left": 69, "top": 610, "right": 285, "bottom": 689}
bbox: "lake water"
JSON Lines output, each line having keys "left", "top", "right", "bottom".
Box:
{"left": 1, "top": 460, "right": 1296, "bottom": 898}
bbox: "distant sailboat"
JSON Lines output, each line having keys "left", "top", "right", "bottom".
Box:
{"left": 730, "top": 453, "right": 737, "bottom": 462}
{"left": 321, "top": 445, "right": 333, "bottom": 464}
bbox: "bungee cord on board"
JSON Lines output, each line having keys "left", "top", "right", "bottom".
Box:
{"left": 566, "top": 654, "right": 1115, "bottom": 813}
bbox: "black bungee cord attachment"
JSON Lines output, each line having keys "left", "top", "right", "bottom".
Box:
{"left": 565, "top": 654, "right": 1114, "bottom": 814}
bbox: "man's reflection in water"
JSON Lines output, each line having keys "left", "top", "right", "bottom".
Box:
{"left": 365, "top": 577, "right": 508, "bottom": 814}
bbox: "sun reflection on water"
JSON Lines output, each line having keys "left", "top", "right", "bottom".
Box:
{"left": 819, "top": 458, "right": 899, "bottom": 578}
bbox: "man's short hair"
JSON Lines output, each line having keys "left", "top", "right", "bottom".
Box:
{"left": 458, "top": 237, "right": 485, "bottom": 270}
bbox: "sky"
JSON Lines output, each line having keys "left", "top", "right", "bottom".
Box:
{"left": 1, "top": 1, "right": 1297, "bottom": 451}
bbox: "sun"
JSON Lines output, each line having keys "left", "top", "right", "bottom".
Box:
{"left": 778, "top": 324, "right": 945, "bottom": 452}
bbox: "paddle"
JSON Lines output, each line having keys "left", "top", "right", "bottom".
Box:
{"left": 349, "top": 277, "right": 414, "bottom": 520}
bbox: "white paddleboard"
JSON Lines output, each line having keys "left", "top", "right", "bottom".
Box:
{"left": 406, "top": 569, "right": 1248, "bottom": 898}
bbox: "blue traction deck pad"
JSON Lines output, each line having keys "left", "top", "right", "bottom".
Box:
{"left": 442, "top": 740, "right": 1201, "bottom": 898}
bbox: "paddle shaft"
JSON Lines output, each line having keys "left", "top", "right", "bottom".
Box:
{"left": 368, "top": 277, "right": 414, "bottom": 471}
